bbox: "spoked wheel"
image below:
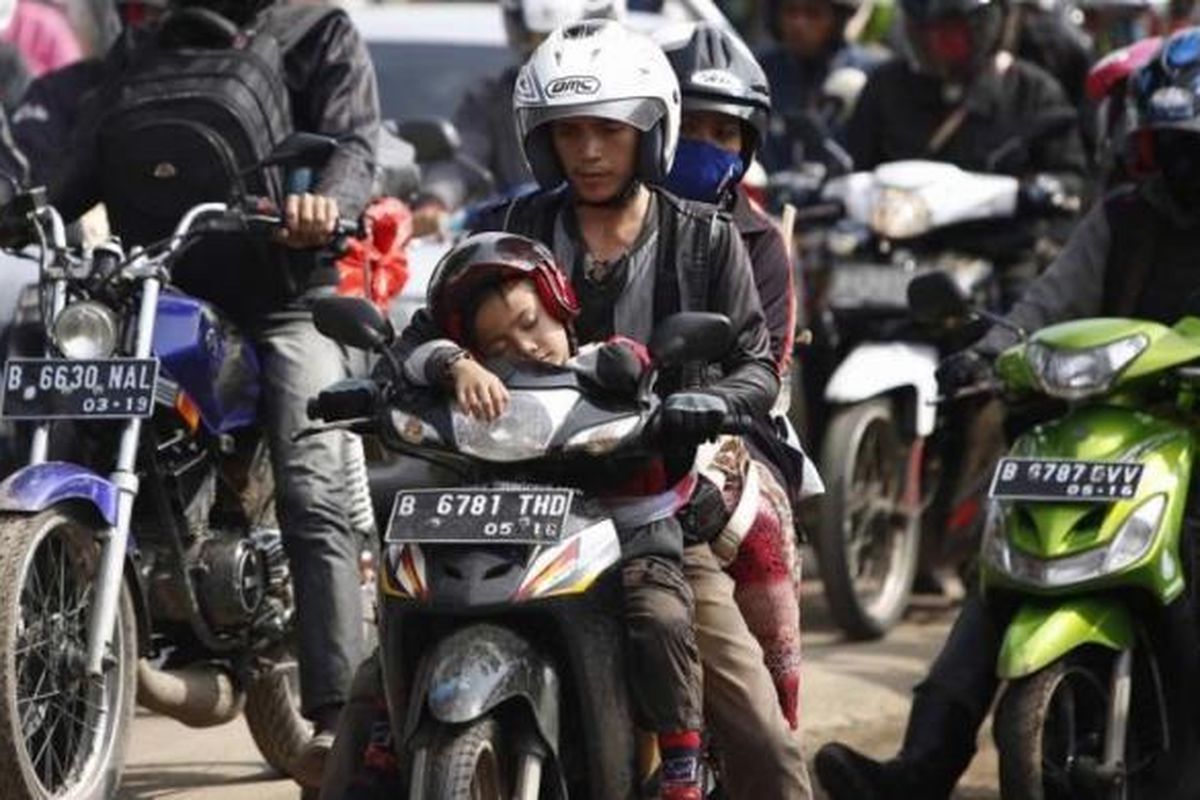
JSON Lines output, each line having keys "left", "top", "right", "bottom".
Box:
{"left": 995, "top": 654, "right": 1121, "bottom": 800}
{"left": 817, "top": 399, "right": 920, "bottom": 640}
{"left": 425, "top": 717, "right": 510, "bottom": 800}
{"left": 0, "top": 510, "right": 137, "bottom": 800}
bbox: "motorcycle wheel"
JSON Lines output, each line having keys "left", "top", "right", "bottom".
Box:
{"left": 0, "top": 509, "right": 137, "bottom": 800}
{"left": 244, "top": 654, "right": 311, "bottom": 777}
{"left": 816, "top": 399, "right": 920, "bottom": 640}
{"left": 425, "top": 717, "right": 509, "bottom": 799}
{"left": 994, "top": 653, "right": 1117, "bottom": 800}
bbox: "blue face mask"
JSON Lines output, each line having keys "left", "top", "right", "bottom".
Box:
{"left": 663, "top": 138, "right": 745, "bottom": 204}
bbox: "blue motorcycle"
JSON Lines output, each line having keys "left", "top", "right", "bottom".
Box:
{"left": 0, "top": 136, "right": 355, "bottom": 799}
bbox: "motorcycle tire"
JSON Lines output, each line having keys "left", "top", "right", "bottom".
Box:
{"left": 424, "top": 716, "right": 510, "bottom": 799}
{"left": 244, "top": 656, "right": 311, "bottom": 777}
{"left": 0, "top": 509, "right": 137, "bottom": 800}
{"left": 816, "top": 399, "right": 920, "bottom": 640}
{"left": 994, "top": 653, "right": 1115, "bottom": 800}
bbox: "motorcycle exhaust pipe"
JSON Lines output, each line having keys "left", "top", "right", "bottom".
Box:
{"left": 136, "top": 659, "right": 245, "bottom": 728}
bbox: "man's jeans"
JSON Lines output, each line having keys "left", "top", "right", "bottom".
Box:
{"left": 254, "top": 311, "right": 364, "bottom": 719}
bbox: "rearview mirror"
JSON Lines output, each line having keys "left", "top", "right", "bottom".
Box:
{"left": 259, "top": 133, "right": 340, "bottom": 171}
{"left": 313, "top": 297, "right": 395, "bottom": 351}
{"left": 394, "top": 118, "right": 460, "bottom": 164}
{"left": 649, "top": 313, "right": 733, "bottom": 367}
{"left": 908, "top": 272, "right": 970, "bottom": 327}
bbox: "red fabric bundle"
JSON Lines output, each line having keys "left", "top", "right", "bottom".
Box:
{"left": 337, "top": 197, "right": 413, "bottom": 310}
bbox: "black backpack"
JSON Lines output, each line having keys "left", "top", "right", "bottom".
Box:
{"left": 94, "top": 3, "right": 339, "bottom": 317}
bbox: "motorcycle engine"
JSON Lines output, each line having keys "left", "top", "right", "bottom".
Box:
{"left": 194, "top": 528, "right": 291, "bottom": 633}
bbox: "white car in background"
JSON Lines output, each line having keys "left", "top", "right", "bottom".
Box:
{"left": 349, "top": 0, "right": 736, "bottom": 328}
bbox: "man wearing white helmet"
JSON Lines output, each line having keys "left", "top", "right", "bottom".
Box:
{"left": 413, "top": 0, "right": 625, "bottom": 232}
{"left": 405, "top": 18, "right": 807, "bottom": 800}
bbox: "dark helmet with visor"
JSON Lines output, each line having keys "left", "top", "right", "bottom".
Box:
{"left": 660, "top": 22, "right": 772, "bottom": 166}
{"left": 900, "top": 0, "right": 1007, "bottom": 83}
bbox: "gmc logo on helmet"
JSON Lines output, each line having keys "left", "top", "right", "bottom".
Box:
{"left": 546, "top": 76, "right": 601, "bottom": 98}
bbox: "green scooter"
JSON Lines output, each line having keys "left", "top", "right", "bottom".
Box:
{"left": 909, "top": 272, "right": 1200, "bottom": 800}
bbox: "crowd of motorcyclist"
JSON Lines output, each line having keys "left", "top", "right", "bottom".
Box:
{"left": 5, "top": 0, "right": 1200, "bottom": 794}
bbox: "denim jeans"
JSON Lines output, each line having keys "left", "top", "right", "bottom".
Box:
{"left": 253, "top": 310, "right": 365, "bottom": 718}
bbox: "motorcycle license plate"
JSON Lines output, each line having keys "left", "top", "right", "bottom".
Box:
{"left": 990, "top": 458, "right": 1144, "bottom": 502}
{"left": 384, "top": 488, "right": 572, "bottom": 545}
{"left": 1, "top": 358, "right": 159, "bottom": 419}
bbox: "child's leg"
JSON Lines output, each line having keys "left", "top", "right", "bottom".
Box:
{"left": 622, "top": 552, "right": 705, "bottom": 798}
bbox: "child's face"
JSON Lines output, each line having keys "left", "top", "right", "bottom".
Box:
{"left": 680, "top": 110, "right": 745, "bottom": 157}
{"left": 471, "top": 279, "right": 572, "bottom": 366}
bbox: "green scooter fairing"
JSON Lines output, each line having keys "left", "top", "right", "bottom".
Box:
{"left": 983, "top": 316, "right": 1200, "bottom": 683}
{"left": 981, "top": 405, "right": 1193, "bottom": 600}
{"left": 997, "top": 597, "right": 1135, "bottom": 680}
{"left": 996, "top": 317, "right": 1200, "bottom": 396}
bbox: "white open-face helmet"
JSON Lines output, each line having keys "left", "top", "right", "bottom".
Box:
{"left": 513, "top": 20, "right": 682, "bottom": 189}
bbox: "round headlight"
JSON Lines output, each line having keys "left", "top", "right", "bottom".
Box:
{"left": 52, "top": 302, "right": 118, "bottom": 360}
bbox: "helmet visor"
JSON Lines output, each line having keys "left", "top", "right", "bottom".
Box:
{"left": 518, "top": 97, "right": 665, "bottom": 136}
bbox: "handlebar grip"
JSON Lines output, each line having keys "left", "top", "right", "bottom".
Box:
{"left": 307, "top": 379, "right": 378, "bottom": 422}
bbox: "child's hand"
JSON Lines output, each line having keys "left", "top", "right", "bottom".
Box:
{"left": 449, "top": 359, "right": 510, "bottom": 422}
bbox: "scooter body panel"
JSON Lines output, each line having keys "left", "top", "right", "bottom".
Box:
{"left": 824, "top": 341, "right": 939, "bottom": 435}
{"left": 981, "top": 405, "right": 1192, "bottom": 602}
{"left": 997, "top": 597, "right": 1135, "bottom": 680}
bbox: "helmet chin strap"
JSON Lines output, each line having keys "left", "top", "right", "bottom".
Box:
{"left": 573, "top": 178, "right": 643, "bottom": 209}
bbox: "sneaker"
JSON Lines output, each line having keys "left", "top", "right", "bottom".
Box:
{"left": 291, "top": 729, "right": 336, "bottom": 789}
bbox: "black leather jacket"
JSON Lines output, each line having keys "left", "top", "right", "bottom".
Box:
{"left": 393, "top": 186, "right": 780, "bottom": 423}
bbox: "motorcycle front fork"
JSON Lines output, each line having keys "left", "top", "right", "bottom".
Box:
{"left": 82, "top": 275, "right": 162, "bottom": 678}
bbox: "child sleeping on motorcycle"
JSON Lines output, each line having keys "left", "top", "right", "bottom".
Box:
{"left": 402, "top": 231, "right": 707, "bottom": 800}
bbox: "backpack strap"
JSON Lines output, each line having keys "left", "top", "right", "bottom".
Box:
{"left": 1102, "top": 187, "right": 1159, "bottom": 317}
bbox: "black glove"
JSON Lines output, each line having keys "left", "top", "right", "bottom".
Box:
{"left": 660, "top": 391, "right": 729, "bottom": 442}
{"left": 936, "top": 350, "right": 993, "bottom": 395}
{"left": 1017, "top": 174, "right": 1079, "bottom": 216}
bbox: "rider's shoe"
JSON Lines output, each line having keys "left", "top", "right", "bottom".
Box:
{"left": 292, "top": 705, "right": 342, "bottom": 789}
{"left": 814, "top": 743, "right": 903, "bottom": 800}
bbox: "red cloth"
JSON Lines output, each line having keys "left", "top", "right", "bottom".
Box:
{"left": 336, "top": 197, "right": 412, "bottom": 310}
{"left": 721, "top": 461, "right": 803, "bottom": 729}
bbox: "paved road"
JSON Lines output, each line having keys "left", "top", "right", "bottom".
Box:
{"left": 118, "top": 588, "right": 999, "bottom": 800}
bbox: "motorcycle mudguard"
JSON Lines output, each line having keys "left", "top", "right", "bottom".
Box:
{"left": 0, "top": 462, "right": 119, "bottom": 526}
{"left": 998, "top": 598, "right": 1135, "bottom": 680}
{"left": 824, "top": 342, "right": 939, "bottom": 436}
{"left": 405, "top": 623, "right": 560, "bottom": 752}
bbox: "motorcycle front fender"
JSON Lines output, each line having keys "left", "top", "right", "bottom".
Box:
{"left": 824, "top": 342, "right": 939, "bottom": 436}
{"left": 0, "top": 462, "right": 120, "bottom": 526}
{"left": 998, "top": 597, "right": 1135, "bottom": 680}
{"left": 404, "top": 623, "right": 560, "bottom": 753}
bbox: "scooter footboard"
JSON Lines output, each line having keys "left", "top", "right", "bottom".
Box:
{"left": 404, "top": 623, "right": 560, "bottom": 751}
{"left": 998, "top": 598, "right": 1136, "bottom": 680}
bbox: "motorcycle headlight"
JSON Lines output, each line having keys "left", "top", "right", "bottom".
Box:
{"left": 453, "top": 389, "right": 577, "bottom": 463}
{"left": 1025, "top": 334, "right": 1148, "bottom": 401}
{"left": 388, "top": 410, "right": 442, "bottom": 446}
{"left": 563, "top": 415, "right": 640, "bottom": 455}
{"left": 52, "top": 302, "right": 118, "bottom": 360}
{"left": 871, "top": 188, "right": 932, "bottom": 239}
{"left": 987, "top": 494, "right": 1166, "bottom": 588}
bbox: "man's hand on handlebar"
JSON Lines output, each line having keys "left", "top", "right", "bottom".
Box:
{"left": 275, "top": 193, "right": 340, "bottom": 249}
{"left": 661, "top": 391, "right": 730, "bottom": 442}
{"left": 936, "top": 350, "right": 995, "bottom": 396}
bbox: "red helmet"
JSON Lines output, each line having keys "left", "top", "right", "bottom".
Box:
{"left": 427, "top": 232, "right": 579, "bottom": 344}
